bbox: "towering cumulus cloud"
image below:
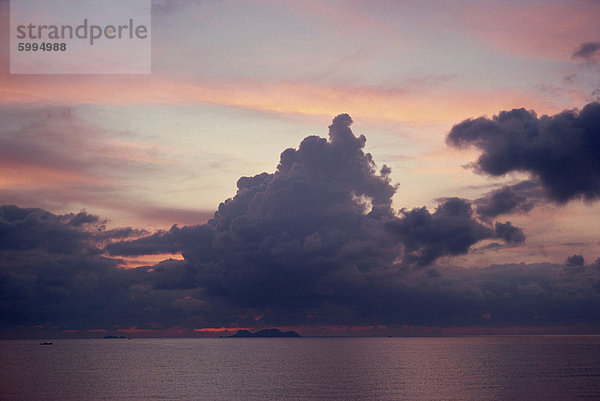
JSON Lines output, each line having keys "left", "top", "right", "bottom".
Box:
{"left": 4, "top": 114, "right": 599, "bottom": 335}
{"left": 447, "top": 102, "right": 600, "bottom": 204}
{"left": 105, "top": 115, "right": 520, "bottom": 322}
{"left": 108, "top": 115, "right": 402, "bottom": 312}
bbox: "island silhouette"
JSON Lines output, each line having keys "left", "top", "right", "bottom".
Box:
{"left": 227, "top": 329, "right": 301, "bottom": 338}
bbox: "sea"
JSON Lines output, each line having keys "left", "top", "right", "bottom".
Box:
{"left": 1, "top": 335, "right": 600, "bottom": 400}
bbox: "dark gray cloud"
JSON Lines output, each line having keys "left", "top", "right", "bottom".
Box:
{"left": 0, "top": 205, "right": 145, "bottom": 255}
{"left": 67, "top": 211, "right": 102, "bottom": 227}
{"left": 573, "top": 42, "right": 600, "bottom": 62}
{"left": 494, "top": 221, "right": 525, "bottom": 244}
{"left": 447, "top": 102, "right": 600, "bottom": 203}
{"left": 566, "top": 254, "right": 585, "bottom": 266}
{"left": 4, "top": 114, "right": 600, "bottom": 336}
{"left": 474, "top": 180, "right": 544, "bottom": 220}
{"left": 103, "top": 115, "right": 525, "bottom": 324}
{"left": 109, "top": 114, "right": 402, "bottom": 312}
{"left": 0, "top": 205, "right": 179, "bottom": 331}
{"left": 386, "top": 197, "right": 503, "bottom": 266}
{"left": 0, "top": 205, "right": 95, "bottom": 254}
{"left": 108, "top": 116, "right": 519, "bottom": 270}
{"left": 4, "top": 241, "right": 600, "bottom": 333}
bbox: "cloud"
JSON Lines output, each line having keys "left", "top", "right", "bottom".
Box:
{"left": 566, "top": 254, "right": 585, "bottom": 266}
{"left": 0, "top": 205, "right": 144, "bottom": 255}
{"left": 0, "top": 205, "right": 95, "bottom": 254}
{"left": 4, "top": 114, "right": 600, "bottom": 335}
{"left": 494, "top": 221, "right": 525, "bottom": 244}
{"left": 108, "top": 116, "right": 520, "bottom": 270}
{"left": 0, "top": 205, "right": 169, "bottom": 330}
{"left": 385, "top": 197, "right": 516, "bottom": 266}
{"left": 103, "top": 115, "right": 524, "bottom": 324}
{"left": 109, "top": 114, "right": 402, "bottom": 313}
{"left": 474, "top": 180, "right": 545, "bottom": 220}
{"left": 447, "top": 102, "right": 600, "bottom": 203}
{"left": 573, "top": 42, "right": 600, "bottom": 62}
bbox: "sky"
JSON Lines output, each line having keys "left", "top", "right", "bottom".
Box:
{"left": 1, "top": 0, "right": 600, "bottom": 338}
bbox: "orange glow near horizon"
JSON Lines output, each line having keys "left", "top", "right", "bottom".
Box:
{"left": 9, "top": 323, "right": 599, "bottom": 339}
{"left": 116, "top": 253, "right": 184, "bottom": 269}
{"left": 193, "top": 327, "right": 253, "bottom": 333}
{"left": 188, "top": 323, "right": 600, "bottom": 337}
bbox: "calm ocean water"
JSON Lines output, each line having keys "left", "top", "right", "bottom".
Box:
{"left": 1, "top": 336, "right": 599, "bottom": 400}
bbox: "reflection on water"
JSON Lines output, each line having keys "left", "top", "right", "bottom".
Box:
{"left": 1, "top": 336, "right": 599, "bottom": 400}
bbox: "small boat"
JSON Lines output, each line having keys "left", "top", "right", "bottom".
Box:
{"left": 40, "top": 342, "right": 53, "bottom": 345}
